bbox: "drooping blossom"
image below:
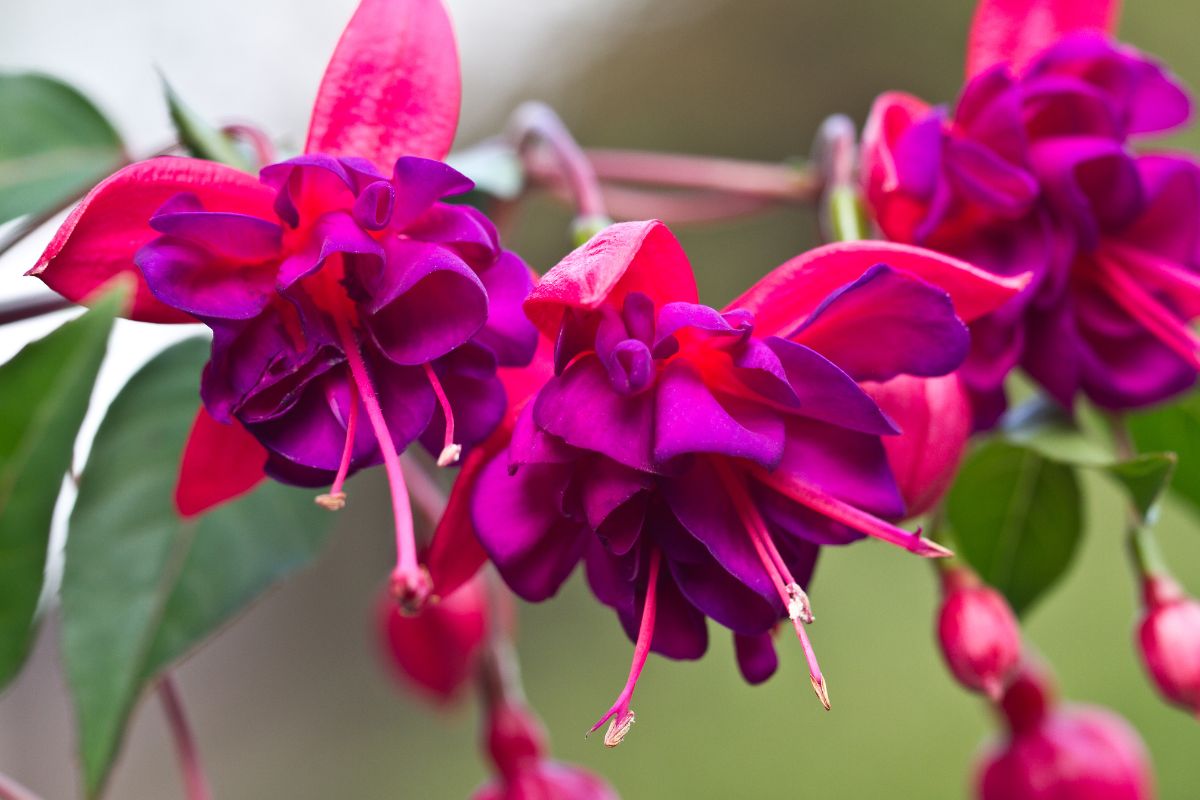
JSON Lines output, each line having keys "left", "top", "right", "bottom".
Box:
{"left": 937, "top": 566, "right": 1021, "bottom": 700}
{"left": 1136, "top": 574, "right": 1200, "bottom": 718}
{"left": 863, "top": 0, "right": 1200, "bottom": 425}
{"left": 436, "top": 220, "right": 1024, "bottom": 741}
{"left": 377, "top": 577, "right": 487, "bottom": 703}
{"left": 28, "top": 0, "right": 537, "bottom": 607}
{"left": 977, "top": 661, "right": 1155, "bottom": 800}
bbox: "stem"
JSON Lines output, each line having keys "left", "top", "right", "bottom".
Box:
{"left": 0, "top": 772, "right": 43, "bottom": 800}
{"left": 478, "top": 569, "right": 525, "bottom": 709}
{"left": 507, "top": 102, "right": 611, "bottom": 244}
{"left": 813, "top": 114, "right": 868, "bottom": 243}
{"left": 0, "top": 293, "right": 74, "bottom": 327}
{"left": 1107, "top": 413, "right": 1172, "bottom": 580}
{"left": 158, "top": 675, "right": 213, "bottom": 800}
{"left": 585, "top": 148, "right": 819, "bottom": 200}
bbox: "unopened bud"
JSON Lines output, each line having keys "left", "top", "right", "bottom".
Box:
{"left": 1137, "top": 576, "right": 1200, "bottom": 718}
{"left": 937, "top": 569, "right": 1021, "bottom": 700}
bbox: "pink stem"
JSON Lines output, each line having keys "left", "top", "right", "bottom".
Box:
{"left": 589, "top": 547, "right": 662, "bottom": 746}
{"left": 330, "top": 383, "right": 359, "bottom": 497}
{"left": 586, "top": 148, "right": 819, "bottom": 200}
{"left": 332, "top": 314, "right": 423, "bottom": 603}
{"left": 508, "top": 102, "right": 609, "bottom": 226}
{"left": 752, "top": 468, "right": 952, "bottom": 558}
{"left": 0, "top": 772, "right": 42, "bottom": 800}
{"left": 221, "top": 124, "right": 276, "bottom": 169}
{"left": 158, "top": 675, "right": 212, "bottom": 800}
{"left": 422, "top": 363, "right": 460, "bottom": 466}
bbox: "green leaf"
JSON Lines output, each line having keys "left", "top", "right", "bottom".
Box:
{"left": 447, "top": 142, "right": 525, "bottom": 201}
{"left": 0, "top": 288, "right": 122, "bottom": 691}
{"left": 1000, "top": 394, "right": 1115, "bottom": 466}
{"left": 946, "top": 440, "right": 1083, "bottom": 616}
{"left": 1129, "top": 392, "right": 1200, "bottom": 519}
{"left": 160, "top": 73, "right": 251, "bottom": 171}
{"left": 0, "top": 73, "right": 126, "bottom": 224}
{"left": 1103, "top": 452, "right": 1177, "bottom": 523}
{"left": 61, "top": 338, "right": 332, "bottom": 797}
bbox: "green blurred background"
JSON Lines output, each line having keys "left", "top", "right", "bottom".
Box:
{"left": 3, "top": 0, "right": 1200, "bottom": 797}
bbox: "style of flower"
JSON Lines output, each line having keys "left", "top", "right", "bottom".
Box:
{"left": 27, "top": 0, "right": 537, "bottom": 608}
{"left": 863, "top": 0, "right": 1200, "bottom": 425}
{"left": 432, "top": 220, "right": 1024, "bottom": 742}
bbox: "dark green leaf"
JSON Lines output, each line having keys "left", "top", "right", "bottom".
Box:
{"left": 1129, "top": 393, "right": 1200, "bottom": 520}
{"left": 62, "top": 338, "right": 332, "bottom": 797}
{"left": 1103, "top": 452, "right": 1177, "bottom": 523}
{"left": 161, "top": 73, "right": 250, "bottom": 171}
{"left": 0, "top": 287, "right": 122, "bottom": 691}
{"left": 946, "top": 440, "right": 1083, "bottom": 616}
{"left": 0, "top": 73, "right": 126, "bottom": 224}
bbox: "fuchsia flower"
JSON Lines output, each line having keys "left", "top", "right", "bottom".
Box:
{"left": 977, "top": 662, "right": 1155, "bottom": 800}
{"left": 937, "top": 567, "right": 1022, "bottom": 700}
{"left": 432, "top": 220, "right": 1024, "bottom": 740}
{"left": 377, "top": 577, "right": 487, "bottom": 703}
{"left": 1136, "top": 575, "right": 1200, "bottom": 718}
{"left": 28, "top": 0, "right": 537, "bottom": 607}
{"left": 863, "top": 0, "right": 1200, "bottom": 425}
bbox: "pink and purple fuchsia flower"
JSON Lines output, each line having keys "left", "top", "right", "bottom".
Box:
{"left": 27, "top": 0, "right": 536, "bottom": 608}
{"left": 457, "top": 220, "right": 1024, "bottom": 742}
{"left": 864, "top": 0, "right": 1200, "bottom": 425}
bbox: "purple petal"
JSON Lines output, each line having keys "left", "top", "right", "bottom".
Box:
{"left": 260, "top": 155, "right": 355, "bottom": 228}
{"left": 509, "top": 402, "right": 577, "bottom": 468}
{"left": 149, "top": 195, "right": 282, "bottom": 261}
{"left": 390, "top": 157, "right": 475, "bottom": 230}
{"left": 136, "top": 238, "right": 275, "bottom": 321}
{"left": 653, "top": 301, "right": 753, "bottom": 353}
{"left": 363, "top": 238, "right": 489, "bottom": 365}
{"left": 581, "top": 457, "right": 653, "bottom": 529}
{"left": 472, "top": 250, "right": 538, "bottom": 367}
{"left": 1030, "top": 136, "right": 1144, "bottom": 247}
{"left": 276, "top": 210, "right": 384, "bottom": 291}
{"left": 667, "top": 554, "right": 780, "bottom": 636}
{"left": 789, "top": 264, "right": 970, "bottom": 383}
{"left": 654, "top": 360, "right": 784, "bottom": 468}
{"left": 533, "top": 355, "right": 655, "bottom": 472}
{"left": 352, "top": 180, "right": 394, "bottom": 230}
{"left": 734, "top": 632, "right": 778, "bottom": 685}
{"left": 944, "top": 137, "right": 1038, "bottom": 216}
{"left": 405, "top": 203, "right": 500, "bottom": 263}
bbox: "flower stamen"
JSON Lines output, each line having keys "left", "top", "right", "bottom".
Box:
{"left": 334, "top": 314, "right": 430, "bottom": 613}
{"left": 717, "top": 460, "right": 830, "bottom": 710}
{"left": 1096, "top": 252, "right": 1200, "bottom": 371}
{"left": 423, "top": 362, "right": 461, "bottom": 467}
{"left": 588, "top": 547, "right": 662, "bottom": 747}
{"left": 315, "top": 382, "right": 359, "bottom": 511}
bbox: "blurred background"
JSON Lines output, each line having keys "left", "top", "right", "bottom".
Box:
{"left": 2, "top": 0, "right": 1200, "bottom": 797}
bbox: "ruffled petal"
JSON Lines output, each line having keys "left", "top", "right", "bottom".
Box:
{"left": 473, "top": 251, "right": 539, "bottom": 368}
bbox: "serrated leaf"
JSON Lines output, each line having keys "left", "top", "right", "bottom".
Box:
{"left": 61, "top": 338, "right": 332, "bottom": 797}
{"left": 0, "top": 287, "right": 123, "bottom": 691}
{"left": 0, "top": 73, "right": 126, "bottom": 224}
{"left": 161, "top": 73, "right": 251, "bottom": 171}
{"left": 1103, "top": 452, "right": 1176, "bottom": 523}
{"left": 1129, "top": 393, "right": 1200, "bottom": 520}
{"left": 946, "top": 440, "right": 1083, "bottom": 616}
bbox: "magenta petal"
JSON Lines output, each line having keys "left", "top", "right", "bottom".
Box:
{"left": 643, "top": 567, "right": 709, "bottom": 660}
{"left": 474, "top": 251, "right": 539, "bottom": 368}
{"left": 654, "top": 361, "right": 784, "bottom": 468}
{"left": 965, "top": 0, "right": 1118, "bottom": 79}
{"left": 471, "top": 458, "right": 586, "bottom": 602}
{"left": 389, "top": 157, "right": 475, "bottom": 228}
{"left": 653, "top": 302, "right": 753, "bottom": 351}
{"left": 581, "top": 458, "right": 653, "bottom": 529}
{"left": 1030, "top": 136, "right": 1144, "bottom": 248}
{"left": 406, "top": 203, "right": 499, "bottom": 263}
{"left": 363, "top": 238, "right": 488, "bottom": 365}
{"left": 734, "top": 632, "right": 778, "bottom": 685}
{"left": 149, "top": 197, "right": 282, "bottom": 261}
{"left": 305, "top": 0, "right": 461, "bottom": 165}
{"left": 259, "top": 155, "right": 356, "bottom": 228}
{"left": 509, "top": 402, "right": 576, "bottom": 468}
{"left": 667, "top": 555, "right": 780, "bottom": 636}
{"left": 945, "top": 138, "right": 1039, "bottom": 215}
{"left": 533, "top": 356, "right": 655, "bottom": 472}
{"left": 277, "top": 210, "right": 384, "bottom": 290}
{"left": 1120, "top": 155, "right": 1200, "bottom": 269}
{"left": 136, "top": 238, "right": 275, "bottom": 321}
{"left": 790, "top": 264, "right": 970, "bottom": 382}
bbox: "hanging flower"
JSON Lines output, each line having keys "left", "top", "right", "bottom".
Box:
{"left": 27, "top": 0, "right": 537, "bottom": 608}
{"left": 434, "top": 220, "right": 1024, "bottom": 742}
{"left": 863, "top": 0, "right": 1200, "bottom": 425}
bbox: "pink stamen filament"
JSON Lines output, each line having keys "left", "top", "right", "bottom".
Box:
{"left": 333, "top": 314, "right": 427, "bottom": 609}
{"left": 589, "top": 547, "right": 662, "bottom": 747}
{"left": 751, "top": 468, "right": 952, "bottom": 559}
{"left": 716, "top": 460, "right": 829, "bottom": 710}
{"left": 423, "top": 362, "right": 461, "bottom": 467}
{"left": 315, "top": 382, "right": 359, "bottom": 510}
{"left": 1096, "top": 252, "right": 1200, "bottom": 370}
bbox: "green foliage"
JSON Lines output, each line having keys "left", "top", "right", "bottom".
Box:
{"left": 1103, "top": 452, "right": 1177, "bottom": 524}
{"left": 0, "top": 72, "right": 126, "bottom": 224}
{"left": 161, "top": 73, "right": 252, "bottom": 170}
{"left": 1129, "top": 392, "right": 1200, "bottom": 520}
{"left": 946, "top": 440, "right": 1083, "bottom": 616}
{"left": 61, "top": 338, "right": 333, "bottom": 797}
{"left": 0, "top": 288, "right": 122, "bottom": 691}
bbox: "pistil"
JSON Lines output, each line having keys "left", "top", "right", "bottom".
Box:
{"left": 334, "top": 313, "right": 430, "bottom": 612}
{"left": 423, "top": 362, "right": 462, "bottom": 466}
{"left": 1096, "top": 252, "right": 1200, "bottom": 370}
{"left": 315, "top": 382, "right": 359, "bottom": 510}
{"left": 589, "top": 547, "right": 662, "bottom": 747}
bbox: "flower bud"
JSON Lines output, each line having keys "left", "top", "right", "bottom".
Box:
{"left": 864, "top": 373, "right": 971, "bottom": 517}
{"left": 376, "top": 577, "right": 487, "bottom": 703}
{"left": 937, "top": 568, "right": 1021, "bottom": 700}
{"left": 977, "top": 663, "right": 1155, "bottom": 800}
{"left": 1136, "top": 576, "right": 1200, "bottom": 717}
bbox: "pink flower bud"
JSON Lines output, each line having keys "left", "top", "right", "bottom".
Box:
{"left": 977, "top": 664, "right": 1155, "bottom": 800}
{"left": 937, "top": 569, "right": 1021, "bottom": 700}
{"left": 864, "top": 373, "right": 971, "bottom": 517}
{"left": 476, "top": 701, "right": 620, "bottom": 800}
{"left": 1137, "top": 576, "right": 1200, "bottom": 717}
{"left": 376, "top": 577, "right": 487, "bottom": 703}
